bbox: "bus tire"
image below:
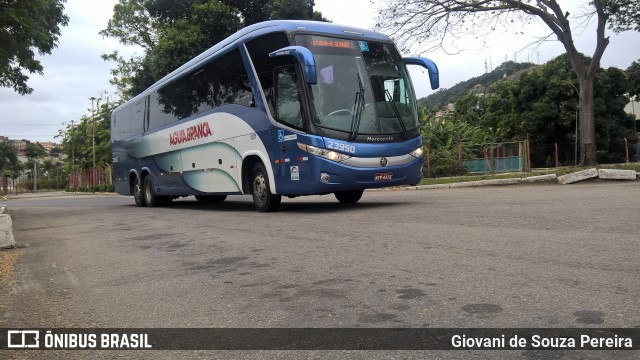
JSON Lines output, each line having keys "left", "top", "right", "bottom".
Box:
{"left": 133, "top": 177, "right": 146, "bottom": 207}
{"left": 334, "top": 190, "right": 364, "bottom": 204}
{"left": 143, "top": 175, "right": 160, "bottom": 207}
{"left": 251, "top": 162, "right": 281, "bottom": 212}
{"left": 195, "top": 195, "right": 227, "bottom": 202}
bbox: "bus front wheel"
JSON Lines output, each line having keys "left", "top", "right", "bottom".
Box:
{"left": 334, "top": 190, "right": 364, "bottom": 204}
{"left": 251, "top": 163, "right": 281, "bottom": 212}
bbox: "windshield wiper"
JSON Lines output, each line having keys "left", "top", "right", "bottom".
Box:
{"left": 385, "top": 89, "right": 408, "bottom": 140}
{"left": 349, "top": 73, "right": 366, "bottom": 141}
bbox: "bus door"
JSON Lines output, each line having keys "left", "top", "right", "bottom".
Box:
{"left": 272, "top": 65, "right": 311, "bottom": 194}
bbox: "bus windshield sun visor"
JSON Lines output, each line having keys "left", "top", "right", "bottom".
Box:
{"left": 269, "top": 46, "right": 317, "bottom": 84}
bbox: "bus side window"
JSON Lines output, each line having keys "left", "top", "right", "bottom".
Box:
{"left": 246, "top": 32, "right": 293, "bottom": 119}
{"left": 274, "top": 65, "right": 302, "bottom": 129}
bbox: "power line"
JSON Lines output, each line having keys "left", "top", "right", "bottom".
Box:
{"left": 0, "top": 123, "right": 62, "bottom": 126}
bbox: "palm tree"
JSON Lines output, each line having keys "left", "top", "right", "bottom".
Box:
{"left": 0, "top": 141, "right": 18, "bottom": 195}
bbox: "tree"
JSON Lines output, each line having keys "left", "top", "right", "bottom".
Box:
{"left": 605, "top": 0, "right": 640, "bottom": 32}
{"left": 56, "top": 100, "right": 122, "bottom": 174}
{"left": 0, "top": 141, "right": 18, "bottom": 194}
{"left": 0, "top": 0, "right": 69, "bottom": 95}
{"left": 447, "top": 54, "right": 633, "bottom": 164}
{"left": 422, "top": 111, "right": 492, "bottom": 177}
{"left": 377, "top": 0, "right": 640, "bottom": 165}
{"left": 101, "top": 0, "right": 327, "bottom": 98}
{"left": 626, "top": 60, "right": 640, "bottom": 99}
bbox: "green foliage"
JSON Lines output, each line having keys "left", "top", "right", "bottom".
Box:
{"left": 605, "top": 0, "right": 640, "bottom": 32}
{"left": 0, "top": 141, "right": 18, "bottom": 176}
{"left": 593, "top": 67, "right": 637, "bottom": 162}
{"left": 439, "top": 53, "right": 634, "bottom": 164}
{"left": 25, "top": 143, "right": 46, "bottom": 160}
{"left": 627, "top": 60, "right": 640, "bottom": 99}
{"left": 0, "top": 0, "right": 69, "bottom": 95}
{"left": 102, "top": 0, "right": 327, "bottom": 98}
{"left": 56, "top": 101, "right": 122, "bottom": 172}
{"left": 422, "top": 115, "right": 492, "bottom": 177}
{"left": 420, "top": 61, "right": 536, "bottom": 110}
{"left": 148, "top": 1, "right": 242, "bottom": 82}
{"left": 378, "top": 0, "right": 635, "bottom": 165}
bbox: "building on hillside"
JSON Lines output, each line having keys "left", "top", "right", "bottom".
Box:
{"left": 10, "top": 139, "right": 29, "bottom": 155}
{"left": 39, "top": 142, "right": 57, "bottom": 153}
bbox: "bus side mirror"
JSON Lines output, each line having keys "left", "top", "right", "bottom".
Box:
{"left": 403, "top": 56, "right": 439, "bottom": 90}
{"left": 269, "top": 46, "right": 317, "bottom": 85}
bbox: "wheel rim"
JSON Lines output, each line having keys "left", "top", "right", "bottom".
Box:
{"left": 134, "top": 183, "right": 143, "bottom": 202}
{"left": 253, "top": 173, "right": 267, "bottom": 204}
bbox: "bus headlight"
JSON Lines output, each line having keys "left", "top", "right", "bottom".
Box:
{"left": 298, "top": 143, "right": 352, "bottom": 163}
{"left": 410, "top": 147, "right": 424, "bottom": 158}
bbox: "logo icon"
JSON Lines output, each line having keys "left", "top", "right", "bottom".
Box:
{"left": 278, "top": 130, "right": 285, "bottom": 142}
{"left": 380, "top": 158, "right": 388, "bottom": 167}
{"left": 7, "top": 330, "right": 40, "bottom": 348}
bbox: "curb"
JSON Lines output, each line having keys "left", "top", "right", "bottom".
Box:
{"left": 373, "top": 174, "right": 555, "bottom": 191}
{"left": 0, "top": 210, "right": 16, "bottom": 249}
{"left": 372, "top": 168, "right": 637, "bottom": 191}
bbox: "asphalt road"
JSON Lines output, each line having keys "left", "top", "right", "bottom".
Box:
{"left": 1, "top": 181, "right": 638, "bottom": 359}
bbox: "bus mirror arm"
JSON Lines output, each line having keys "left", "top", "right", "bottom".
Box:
{"left": 269, "top": 46, "right": 317, "bottom": 85}
{"left": 403, "top": 56, "right": 439, "bottom": 90}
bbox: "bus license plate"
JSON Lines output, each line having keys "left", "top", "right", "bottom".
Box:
{"left": 374, "top": 172, "right": 393, "bottom": 181}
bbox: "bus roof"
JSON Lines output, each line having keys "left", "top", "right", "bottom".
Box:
{"left": 115, "top": 20, "right": 392, "bottom": 112}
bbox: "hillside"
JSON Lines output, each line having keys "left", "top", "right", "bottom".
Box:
{"left": 420, "top": 61, "right": 537, "bottom": 110}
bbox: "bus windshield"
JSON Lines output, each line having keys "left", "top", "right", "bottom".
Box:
{"left": 295, "top": 35, "right": 419, "bottom": 138}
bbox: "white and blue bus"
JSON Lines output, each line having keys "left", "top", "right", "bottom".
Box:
{"left": 111, "top": 20, "right": 439, "bottom": 212}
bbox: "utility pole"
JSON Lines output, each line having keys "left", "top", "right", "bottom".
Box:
{"left": 90, "top": 97, "right": 101, "bottom": 187}
{"left": 70, "top": 119, "right": 76, "bottom": 190}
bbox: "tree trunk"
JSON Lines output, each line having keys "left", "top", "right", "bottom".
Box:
{"left": 579, "top": 76, "right": 598, "bottom": 165}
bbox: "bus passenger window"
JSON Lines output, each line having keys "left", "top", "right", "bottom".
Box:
{"left": 274, "top": 66, "right": 302, "bottom": 129}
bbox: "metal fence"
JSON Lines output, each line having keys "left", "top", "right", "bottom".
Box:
{"left": 463, "top": 142, "right": 526, "bottom": 174}
{"left": 529, "top": 138, "right": 639, "bottom": 168}
{"left": 68, "top": 166, "right": 112, "bottom": 190}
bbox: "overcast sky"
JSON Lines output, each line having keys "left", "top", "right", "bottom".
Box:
{"left": 1, "top": 0, "right": 639, "bottom": 143}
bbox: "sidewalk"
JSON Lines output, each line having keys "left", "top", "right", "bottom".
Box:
{"left": 2, "top": 191, "right": 119, "bottom": 200}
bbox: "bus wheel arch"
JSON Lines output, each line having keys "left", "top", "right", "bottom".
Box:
{"left": 241, "top": 155, "right": 262, "bottom": 195}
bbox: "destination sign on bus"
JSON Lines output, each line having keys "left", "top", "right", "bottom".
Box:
{"left": 311, "top": 40, "right": 352, "bottom": 49}
{"left": 296, "top": 35, "right": 361, "bottom": 56}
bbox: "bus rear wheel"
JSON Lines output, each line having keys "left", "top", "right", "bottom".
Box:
{"left": 133, "top": 177, "right": 146, "bottom": 207}
{"left": 334, "top": 190, "right": 364, "bottom": 204}
{"left": 251, "top": 162, "right": 281, "bottom": 212}
{"left": 143, "top": 175, "right": 171, "bottom": 207}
